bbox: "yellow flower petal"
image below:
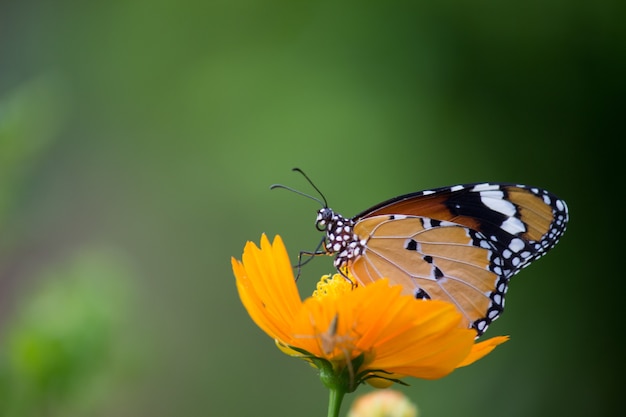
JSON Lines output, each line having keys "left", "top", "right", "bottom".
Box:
{"left": 360, "top": 295, "right": 476, "bottom": 380}
{"left": 232, "top": 234, "right": 302, "bottom": 343}
{"left": 456, "top": 335, "right": 510, "bottom": 368}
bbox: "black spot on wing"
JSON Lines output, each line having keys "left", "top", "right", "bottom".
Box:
{"left": 433, "top": 266, "right": 444, "bottom": 279}
{"left": 405, "top": 239, "right": 418, "bottom": 251}
{"left": 414, "top": 288, "right": 431, "bottom": 300}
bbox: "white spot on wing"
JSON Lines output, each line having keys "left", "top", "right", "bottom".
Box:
{"left": 500, "top": 217, "right": 526, "bottom": 235}
{"left": 472, "top": 183, "right": 499, "bottom": 192}
{"left": 480, "top": 191, "right": 516, "bottom": 216}
{"left": 509, "top": 238, "right": 525, "bottom": 252}
{"left": 439, "top": 220, "right": 457, "bottom": 227}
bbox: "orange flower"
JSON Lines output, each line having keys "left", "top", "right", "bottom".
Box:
{"left": 232, "top": 234, "right": 508, "bottom": 391}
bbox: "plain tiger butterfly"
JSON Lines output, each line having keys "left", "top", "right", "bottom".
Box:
{"left": 272, "top": 168, "right": 568, "bottom": 336}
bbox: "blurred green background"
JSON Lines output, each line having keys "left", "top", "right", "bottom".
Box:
{"left": 0, "top": 1, "right": 622, "bottom": 416}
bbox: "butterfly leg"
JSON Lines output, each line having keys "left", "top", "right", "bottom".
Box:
{"left": 295, "top": 237, "right": 327, "bottom": 280}
{"left": 335, "top": 266, "right": 357, "bottom": 289}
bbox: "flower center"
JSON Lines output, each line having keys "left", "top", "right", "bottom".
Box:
{"left": 312, "top": 274, "right": 355, "bottom": 300}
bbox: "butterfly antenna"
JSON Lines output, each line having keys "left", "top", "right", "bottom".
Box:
{"left": 291, "top": 167, "right": 328, "bottom": 207}
{"left": 269, "top": 168, "right": 328, "bottom": 208}
{"left": 269, "top": 184, "right": 326, "bottom": 207}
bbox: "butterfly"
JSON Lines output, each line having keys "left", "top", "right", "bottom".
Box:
{"left": 272, "top": 168, "right": 569, "bottom": 336}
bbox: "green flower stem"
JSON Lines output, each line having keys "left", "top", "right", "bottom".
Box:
{"left": 287, "top": 348, "right": 356, "bottom": 417}
{"left": 327, "top": 386, "right": 346, "bottom": 417}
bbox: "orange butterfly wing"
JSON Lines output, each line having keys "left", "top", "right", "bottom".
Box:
{"left": 344, "top": 183, "right": 568, "bottom": 335}
{"left": 351, "top": 216, "right": 500, "bottom": 331}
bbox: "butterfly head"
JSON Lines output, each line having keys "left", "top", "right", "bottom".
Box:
{"left": 315, "top": 207, "right": 335, "bottom": 231}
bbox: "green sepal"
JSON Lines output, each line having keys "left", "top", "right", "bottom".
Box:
{"left": 356, "top": 368, "right": 410, "bottom": 387}
{"left": 282, "top": 344, "right": 370, "bottom": 392}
